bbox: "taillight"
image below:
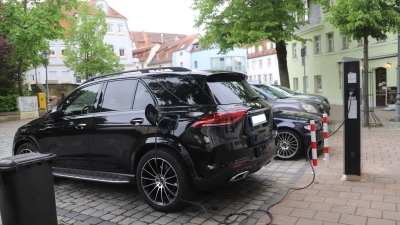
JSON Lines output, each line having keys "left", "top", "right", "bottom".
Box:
{"left": 191, "top": 110, "right": 247, "bottom": 128}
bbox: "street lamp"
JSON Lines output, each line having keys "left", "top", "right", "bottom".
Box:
{"left": 42, "top": 50, "right": 50, "bottom": 112}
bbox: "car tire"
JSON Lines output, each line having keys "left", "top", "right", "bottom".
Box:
{"left": 276, "top": 128, "right": 303, "bottom": 160}
{"left": 16, "top": 142, "right": 39, "bottom": 155}
{"left": 136, "top": 148, "right": 194, "bottom": 212}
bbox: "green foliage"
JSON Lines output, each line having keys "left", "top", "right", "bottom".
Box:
{"left": 192, "top": 0, "right": 308, "bottom": 52}
{"left": 0, "top": 94, "right": 18, "bottom": 112}
{"left": 63, "top": 2, "right": 124, "bottom": 80}
{"left": 318, "top": 0, "right": 400, "bottom": 41}
{"left": 0, "top": 0, "right": 78, "bottom": 96}
{"left": 191, "top": 0, "right": 310, "bottom": 87}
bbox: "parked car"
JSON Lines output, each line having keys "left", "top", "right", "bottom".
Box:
{"left": 251, "top": 85, "right": 327, "bottom": 118}
{"left": 273, "top": 110, "right": 324, "bottom": 160}
{"left": 13, "top": 67, "right": 278, "bottom": 212}
{"left": 268, "top": 84, "right": 330, "bottom": 114}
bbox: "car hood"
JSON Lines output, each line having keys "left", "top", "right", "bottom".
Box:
{"left": 20, "top": 116, "right": 46, "bottom": 128}
{"left": 295, "top": 93, "right": 328, "bottom": 101}
{"left": 273, "top": 110, "right": 321, "bottom": 122}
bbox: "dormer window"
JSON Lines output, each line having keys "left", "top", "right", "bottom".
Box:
{"left": 166, "top": 51, "right": 169, "bottom": 58}
{"left": 95, "top": 0, "right": 108, "bottom": 14}
{"left": 180, "top": 44, "right": 185, "bottom": 49}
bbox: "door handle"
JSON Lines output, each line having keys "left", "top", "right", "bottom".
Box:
{"left": 130, "top": 118, "right": 144, "bottom": 125}
{"left": 75, "top": 124, "right": 86, "bottom": 129}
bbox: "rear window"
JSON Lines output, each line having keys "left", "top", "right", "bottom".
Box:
{"left": 206, "top": 74, "right": 261, "bottom": 104}
{"left": 144, "top": 74, "right": 214, "bottom": 106}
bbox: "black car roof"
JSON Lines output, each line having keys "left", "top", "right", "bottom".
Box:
{"left": 82, "top": 67, "right": 246, "bottom": 85}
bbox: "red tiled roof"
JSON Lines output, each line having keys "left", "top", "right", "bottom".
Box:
{"left": 246, "top": 40, "right": 277, "bottom": 59}
{"left": 130, "top": 31, "right": 187, "bottom": 48}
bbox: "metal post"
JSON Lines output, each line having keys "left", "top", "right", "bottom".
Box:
{"left": 301, "top": 47, "right": 306, "bottom": 93}
{"left": 45, "top": 62, "right": 50, "bottom": 112}
{"left": 395, "top": 28, "right": 400, "bottom": 121}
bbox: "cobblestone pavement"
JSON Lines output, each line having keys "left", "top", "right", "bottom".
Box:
{"left": 0, "top": 119, "right": 311, "bottom": 225}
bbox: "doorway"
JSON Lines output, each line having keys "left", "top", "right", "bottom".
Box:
{"left": 375, "top": 67, "right": 387, "bottom": 106}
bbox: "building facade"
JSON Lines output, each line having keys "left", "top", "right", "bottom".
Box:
{"left": 246, "top": 40, "right": 279, "bottom": 84}
{"left": 287, "top": 1, "right": 398, "bottom": 106}
{"left": 25, "top": 0, "right": 133, "bottom": 86}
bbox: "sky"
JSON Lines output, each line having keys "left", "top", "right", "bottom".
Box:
{"left": 107, "top": 0, "right": 201, "bottom": 35}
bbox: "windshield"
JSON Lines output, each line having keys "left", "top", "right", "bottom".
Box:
{"left": 274, "top": 85, "right": 296, "bottom": 94}
{"left": 255, "top": 85, "right": 287, "bottom": 98}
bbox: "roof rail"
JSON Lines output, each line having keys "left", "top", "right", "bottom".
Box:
{"left": 82, "top": 67, "right": 191, "bottom": 84}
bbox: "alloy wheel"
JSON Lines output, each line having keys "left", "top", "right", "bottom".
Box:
{"left": 277, "top": 131, "right": 299, "bottom": 159}
{"left": 140, "top": 158, "right": 179, "bottom": 206}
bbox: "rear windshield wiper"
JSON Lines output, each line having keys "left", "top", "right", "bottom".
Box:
{"left": 250, "top": 96, "right": 260, "bottom": 101}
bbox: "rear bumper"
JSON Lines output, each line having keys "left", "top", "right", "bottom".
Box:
{"left": 193, "top": 140, "right": 277, "bottom": 191}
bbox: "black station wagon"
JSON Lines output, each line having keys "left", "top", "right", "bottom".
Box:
{"left": 13, "top": 67, "right": 277, "bottom": 212}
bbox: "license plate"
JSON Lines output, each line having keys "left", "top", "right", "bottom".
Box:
{"left": 250, "top": 113, "right": 267, "bottom": 126}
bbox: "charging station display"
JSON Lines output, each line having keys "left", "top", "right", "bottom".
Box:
{"left": 342, "top": 57, "right": 362, "bottom": 180}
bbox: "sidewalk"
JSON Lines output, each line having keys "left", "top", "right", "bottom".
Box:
{"left": 256, "top": 105, "right": 400, "bottom": 225}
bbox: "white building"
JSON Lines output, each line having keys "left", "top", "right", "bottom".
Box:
{"left": 246, "top": 40, "right": 280, "bottom": 84}
{"left": 25, "top": 0, "right": 133, "bottom": 85}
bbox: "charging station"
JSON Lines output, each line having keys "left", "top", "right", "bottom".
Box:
{"left": 342, "top": 57, "right": 362, "bottom": 181}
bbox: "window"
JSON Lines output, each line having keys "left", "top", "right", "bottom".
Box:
{"left": 248, "top": 47, "right": 252, "bottom": 54}
{"left": 304, "top": 0, "right": 309, "bottom": 21}
{"left": 267, "top": 58, "right": 271, "bottom": 67}
{"left": 133, "top": 82, "right": 155, "bottom": 110}
{"left": 249, "top": 75, "right": 252, "bottom": 81}
{"left": 304, "top": 76, "right": 309, "bottom": 93}
{"left": 60, "top": 46, "right": 65, "bottom": 56}
{"left": 269, "top": 74, "right": 273, "bottom": 82}
{"left": 107, "top": 24, "right": 113, "bottom": 33}
{"left": 342, "top": 36, "right": 349, "bottom": 50}
{"left": 101, "top": 80, "right": 136, "bottom": 111}
{"left": 119, "top": 49, "right": 125, "bottom": 57}
{"left": 327, "top": 33, "right": 334, "bottom": 52}
{"left": 211, "top": 57, "right": 245, "bottom": 72}
{"left": 95, "top": 0, "right": 108, "bottom": 13}
{"left": 194, "top": 61, "right": 198, "bottom": 69}
{"left": 180, "top": 62, "right": 183, "bottom": 67}
{"left": 357, "top": 38, "right": 364, "bottom": 47}
{"left": 180, "top": 52, "right": 183, "bottom": 56}
{"left": 264, "top": 74, "right": 267, "bottom": 83}
{"left": 259, "top": 60, "right": 263, "bottom": 68}
{"left": 62, "top": 84, "right": 101, "bottom": 116}
{"left": 315, "top": 36, "right": 321, "bottom": 54}
{"left": 156, "top": 53, "right": 159, "bottom": 59}
{"left": 141, "top": 63, "right": 144, "bottom": 69}
{"left": 258, "top": 45, "right": 262, "bottom": 51}
{"left": 273, "top": 42, "right": 276, "bottom": 49}
{"left": 76, "top": 76, "right": 81, "bottom": 83}
{"left": 315, "top": 75, "right": 322, "bottom": 92}
{"left": 267, "top": 42, "right": 271, "bottom": 50}
{"left": 294, "top": 78, "right": 299, "bottom": 91}
{"left": 252, "top": 61, "right": 256, "bottom": 70}
{"left": 251, "top": 46, "right": 255, "bottom": 53}
{"left": 117, "top": 24, "right": 123, "bottom": 33}
{"left": 258, "top": 75, "right": 261, "bottom": 82}
{"left": 50, "top": 46, "right": 56, "bottom": 56}
{"left": 292, "top": 43, "right": 297, "bottom": 59}
{"left": 166, "top": 51, "right": 169, "bottom": 58}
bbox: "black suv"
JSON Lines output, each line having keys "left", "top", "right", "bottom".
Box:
{"left": 13, "top": 67, "right": 277, "bottom": 212}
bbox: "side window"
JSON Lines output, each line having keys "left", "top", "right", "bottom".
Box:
{"left": 255, "top": 90, "right": 268, "bottom": 101}
{"left": 62, "top": 83, "right": 101, "bottom": 116}
{"left": 133, "top": 82, "right": 155, "bottom": 109}
{"left": 101, "top": 80, "right": 136, "bottom": 111}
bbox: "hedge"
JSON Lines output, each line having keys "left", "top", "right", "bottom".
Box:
{"left": 0, "top": 94, "right": 18, "bottom": 112}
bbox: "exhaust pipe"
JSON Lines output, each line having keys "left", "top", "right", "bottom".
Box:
{"left": 230, "top": 171, "right": 249, "bottom": 182}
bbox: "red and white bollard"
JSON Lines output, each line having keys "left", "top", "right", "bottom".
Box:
{"left": 323, "top": 114, "right": 329, "bottom": 168}
{"left": 310, "top": 120, "right": 319, "bottom": 182}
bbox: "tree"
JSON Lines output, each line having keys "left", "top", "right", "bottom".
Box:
{"left": 318, "top": 0, "right": 400, "bottom": 126}
{"left": 0, "top": 0, "right": 77, "bottom": 96}
{"left": 191, "top": 0, "right": 310, "bottom": 88}
{"left": 0, "top": 35, "right": 18, "bottom": 96}
{"left": 63, "top": 2, "right": 124, "bottom": 80}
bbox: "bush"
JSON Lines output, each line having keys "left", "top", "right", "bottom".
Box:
{"left": 0, "top": 94, "right": 18, "bottom": 112}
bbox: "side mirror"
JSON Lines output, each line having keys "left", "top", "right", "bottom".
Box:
{"left": 47, "top": 107, "right": 59, "bottom": 119}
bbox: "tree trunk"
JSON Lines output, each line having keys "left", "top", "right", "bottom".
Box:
{"left": 276, "top": 40, "right": 290, "bottom": 88}
{"left": 363, "top": 37, "right": 369, "bottom": 127}
{"left": 17, "top": 57, "right": 24, "bottom": 96}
